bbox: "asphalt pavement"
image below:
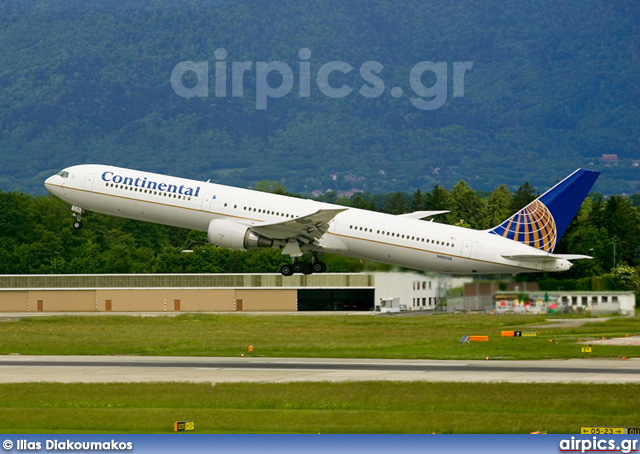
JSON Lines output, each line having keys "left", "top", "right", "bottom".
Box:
{"left": 1, "top": 355, "right": 637, "bottom": 384}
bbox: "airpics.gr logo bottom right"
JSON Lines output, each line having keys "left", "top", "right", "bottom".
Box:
{"left": 171, "top": 48, "right": 473, "bottom": 110}
{"left": 559, "top": 436, "right": 638, "bottom": 454}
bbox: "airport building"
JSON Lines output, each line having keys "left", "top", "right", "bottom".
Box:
{"left": 494, "top": 290, "right": 636, "bottom": 316}
{"left": 447, "top": 281, "right": 636, "bottom": 315}
{"left": 1, "top": 274, "right": 632, "bottom": 314}
{"left": 374, "top": 272, "right": 471, "bottom": 312}
{"left": 0, "top": 273, "right": 469, "bottom": 313}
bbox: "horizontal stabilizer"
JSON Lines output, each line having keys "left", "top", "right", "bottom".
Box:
{"left": 550, "top": 254, "right": 593, "bottom": 261}
{"left": 502, "top": 253, "right": 593, "bottom": 262}
{"left": 398, "top": 210, "right": 450, "bottom": 219}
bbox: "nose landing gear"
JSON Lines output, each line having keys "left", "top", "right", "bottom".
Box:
{"left": 71, "top": 205, "right": 84, "bottom": 230}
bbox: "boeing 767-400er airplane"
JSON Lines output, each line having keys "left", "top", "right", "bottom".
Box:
{"left": 45, "top": 165, "right": 599, "bottom": 276}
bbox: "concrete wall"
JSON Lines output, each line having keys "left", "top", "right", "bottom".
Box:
{"left": 164, "top": 289, "right": 236, "bottom": 312}
{"left": 0, "top": 288, "right": 294, "bottom": 312}
{"left": 0, "top": 290, "right": 98, "bottom": 312}
{"left": 95, "top": 289, "right": 243, "bottom": 312}
{"left": 96, "top": 289, "right": 165, "bottom": 312}
{"left": 235, "top": 289, "right": 297, "bottom": 311}
{"left": 0, "top": 291, "right": 28, "bottom": 312}
{"left": 28, "top": 290, "right": 96, "bottom": 312}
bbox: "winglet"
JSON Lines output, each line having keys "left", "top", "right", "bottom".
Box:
{"left": 489, "top": 169, "right": 600, "bottom": 252}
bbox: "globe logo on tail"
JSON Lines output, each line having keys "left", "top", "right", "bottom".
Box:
{"left": 489, "top": 200, "right": 557, "bottom": 252}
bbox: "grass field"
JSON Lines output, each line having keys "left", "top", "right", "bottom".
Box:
{"left": 1, "top": 381, "right": 639, "bottom": 434}
{"left": 1, "top": 313, "right": 638, "bottom": 434}
{"left": 0, "top": 313, "right": 638, "bottom": 359}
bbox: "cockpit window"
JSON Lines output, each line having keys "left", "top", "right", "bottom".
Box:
{"left": 57, "top": 171, "right": 69, "bottom": 178}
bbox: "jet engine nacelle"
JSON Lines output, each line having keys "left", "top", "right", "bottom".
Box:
{"left": 207, "top": 219, "right": 273, "bottom": 250}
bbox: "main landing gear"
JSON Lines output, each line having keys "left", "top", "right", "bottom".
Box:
{"left": 71, "top": 205, "right": 84, "bottom": 230}
{"left": 280, "top": 256, "right": 327, "bottom": 276}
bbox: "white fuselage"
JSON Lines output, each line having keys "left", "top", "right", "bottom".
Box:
{"left": 44, "top": 164, "right": 572, "bottom": 275}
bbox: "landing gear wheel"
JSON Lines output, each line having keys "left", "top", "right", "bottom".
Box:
{"left": 312, "top": 262, "right": 326, "bottom": 273}
{"left": 302, "top": 263, "right": 313, "bottom": 275}
{"left": 292, "top": 262, "right": 304, "bottom": 273}
{"left": 280, "top": 264, "right": 294, "bottom": 276}
{"left": 71, "top": 205, "right": 84, "bottom": 230}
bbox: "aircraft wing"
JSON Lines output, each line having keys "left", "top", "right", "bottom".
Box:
{"left": 502, "top": 253, "right": 593, "bottom": 262}
{"left": 251, "top": 208, "right": 347, "bottom": 243}
{"left": 397, "top": 210, "right": 450, "bottom": 219}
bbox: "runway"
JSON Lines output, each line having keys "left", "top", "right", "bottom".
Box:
{"left": 1, "top": 355, "right": 638, "bottom": 384}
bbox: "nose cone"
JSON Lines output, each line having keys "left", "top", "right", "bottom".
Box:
{"left": 44, "top": 174, "right": 63, "bottom": 197}
{"left": 44, "top": 175, "right": 55, "bottom": 188}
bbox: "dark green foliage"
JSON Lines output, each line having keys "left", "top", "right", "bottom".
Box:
{"left": 0, "top": 191, "right": 289, "bottom": 274}
{"left": 511, "top": 182, "right": 538, "bottom": 212}
{"left": 424, "top": 185, "right": 456, "bottom": 224}
{"left": 383, "top": 192, "right": 409, "bottom": 214}
{"left": 481, "top": 185, "right": 513, "bottom": 229}
{"left": 0, "top": 0, "right": 638, "bottom": 195}
{"left": 451, "top": 181, "right": 486, "bottom": 228}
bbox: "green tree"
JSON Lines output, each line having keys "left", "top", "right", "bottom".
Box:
{"left": 424, "top": 185, "right": 455, "bottom": 224}
{"left": 411, "top": 188, "right": 425, "bottom": 211}
{"left": 611, "top": 265, "right": 640, "bottom": 291}
{"left": 451, "top": 180, "right": 485, "bottom": 229}
{"left": 511, "top": 182, "right": 538, "bottom": 212}
{"left": 351, "top": 194, "right": 376, "bottom": 211}
{"left": 558, "top": 224, "right": 608, "bottom": 277}
{"left": 602, "top": 196, "right": 640, "bottom": 268}
{"left": 482, "top": 185, "right": 513, "bottom": 229}
{"left": 253, "top": 180, "right": 293, "bottom": 196}
{"left": 384, "top": 192, "right": 408, "bottom": 215}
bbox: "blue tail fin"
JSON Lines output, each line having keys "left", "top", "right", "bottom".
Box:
{"left": 489, "top": 169, "right": 600, "bottom": 252}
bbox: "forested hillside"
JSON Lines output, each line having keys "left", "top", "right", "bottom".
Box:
{"left": 1, "top": 0, "right": 638, "bottom": 195}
